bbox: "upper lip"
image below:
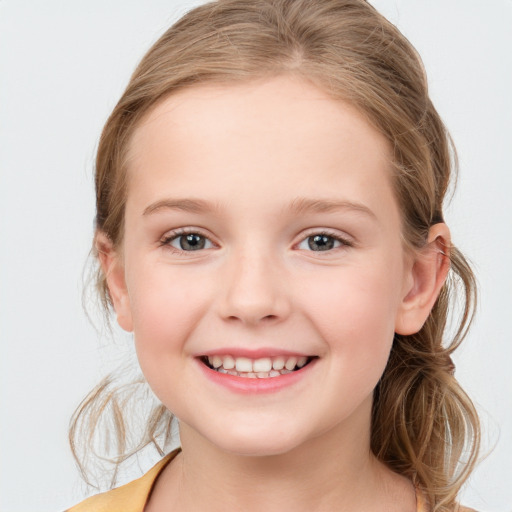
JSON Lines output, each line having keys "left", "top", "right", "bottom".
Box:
{"left": 196, "top": 347, "right": 315, "bottom": 358}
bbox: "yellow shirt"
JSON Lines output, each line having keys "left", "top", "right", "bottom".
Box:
{"left": 65, "top": 450, "right": 471, "bottom": 512}
{"left": 65, "top": 451, "right": 178, "bottom": 512}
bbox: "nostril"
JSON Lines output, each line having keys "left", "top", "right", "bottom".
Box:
{"left": 226, "top": 314, "right": 279, "bottom": 323}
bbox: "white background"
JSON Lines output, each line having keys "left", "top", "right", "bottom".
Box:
{"left": 1, "top": 1, "right": 511, "bottom": 511}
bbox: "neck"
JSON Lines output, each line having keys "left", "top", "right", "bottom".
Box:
{"left": 148, "top": 398, "right": 416, "bottom": 512}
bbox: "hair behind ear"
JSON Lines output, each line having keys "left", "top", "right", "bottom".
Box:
{"left": 372, "top": 238, "right": 479, "bottom": 510}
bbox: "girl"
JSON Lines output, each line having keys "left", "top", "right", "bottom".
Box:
{"left": 67, "top": 1, "right": 480, "bottom": 510}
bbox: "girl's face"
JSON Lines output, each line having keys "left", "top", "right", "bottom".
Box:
{"left": 108, "top": 76, "right": 419, "bottom": 456}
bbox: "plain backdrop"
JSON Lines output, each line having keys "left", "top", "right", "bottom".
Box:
{"left": 1, "top": 1, "right": 511, "bottom": 511}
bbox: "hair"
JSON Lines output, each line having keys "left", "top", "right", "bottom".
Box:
{"left": 69, "top": 1, "right": 480, "bottom": 510}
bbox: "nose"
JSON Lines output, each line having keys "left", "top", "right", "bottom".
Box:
{"left": 216, "top": 248, "right": 291, "bottom": 327}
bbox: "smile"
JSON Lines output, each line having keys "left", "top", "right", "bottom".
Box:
{"left": 200, "top": 355, "right": 315, "bottom": 379}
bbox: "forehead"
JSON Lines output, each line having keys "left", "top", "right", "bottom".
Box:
{"left": 126, "top": 76, "right": 397, "bottom": 222}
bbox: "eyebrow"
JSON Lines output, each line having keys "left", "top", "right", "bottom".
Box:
{"left": 143, "top": 196, "right": 376, "bottom": 219}
{"left": 143, "top": 198, "right": 221, "bottom": 216}
{"left": 287, "top": 197, "right": 377, "bottom": 219}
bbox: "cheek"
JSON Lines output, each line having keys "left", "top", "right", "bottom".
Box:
{"left": 126, "top": 261, "right": 211, "bottom": 355}
{"left": 299, "top": 261, "right": 403, "bottom": 367}
{"left": 125, "top": 263, "right": 214, "bottom": 407}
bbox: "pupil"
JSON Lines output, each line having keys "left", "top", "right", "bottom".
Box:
{"left": 181, "top": 234, "right": 205, "bottom": 251}
{"left": 309, "top": 235, "right": 334, "bottom": 251}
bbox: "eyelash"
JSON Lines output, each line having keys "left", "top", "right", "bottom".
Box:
{"left": 159, "top": 228, "right": 214, "bottom": 254}
{"left": 297, "top": 230, "right": 354, "bottom": 252}
{"left": 159, "top": 228, "right": 354, "bottom": 256}
{"left": 159, "top": 228, "right": 354, "bottom": 255}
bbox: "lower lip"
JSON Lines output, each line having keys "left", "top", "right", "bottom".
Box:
{"left": 196, "top": 358, "right": 317, "bottom": 394}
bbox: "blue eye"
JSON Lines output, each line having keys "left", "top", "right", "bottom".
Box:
{"left": 161, "top": 230, "right": 350, "bottom": 253}
{"left": 297, "top": 233, "right": 351, "bottom": 252}
{"left": 164, "top": 232, "right": 214, "bottom": 251}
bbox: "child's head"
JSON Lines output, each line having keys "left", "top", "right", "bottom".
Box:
{"left": 96, "top": 0, "right": 449, "bottom": 252}
{"left": 74, "top": 0, "right": 479, "bottom": 508}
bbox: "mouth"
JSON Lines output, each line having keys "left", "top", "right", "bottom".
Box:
{"left": 199, "top": 354, "right": 317, "bottom": 379}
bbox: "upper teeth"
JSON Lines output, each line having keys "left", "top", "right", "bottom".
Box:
{"left": 207, "top": 355, "right": 309, "bottom": 373}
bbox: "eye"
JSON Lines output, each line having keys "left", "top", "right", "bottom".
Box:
{"left": 297, "top": 232, "right": 352, "bottom": 252}
{"left": 161, "top": 230, "right": 214, "bottom": 252}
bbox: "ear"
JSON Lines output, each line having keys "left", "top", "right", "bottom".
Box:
{"left": 95, "top": 231, "right": 133, "bottom": 332}
{"left": 395, "top": 223, "right": 451, "bottom": 335}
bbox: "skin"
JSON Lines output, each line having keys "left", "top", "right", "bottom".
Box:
{"left": 99, "top": 75, "right": 450, "bottom": 511}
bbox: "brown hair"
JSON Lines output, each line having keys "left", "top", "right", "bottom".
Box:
{"left": 70, "top": 1, "right": 480, "bottom": 509}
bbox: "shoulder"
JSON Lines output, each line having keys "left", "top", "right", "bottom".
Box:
{"left": 64, "top": 450, "right": 179, "bottom": 512}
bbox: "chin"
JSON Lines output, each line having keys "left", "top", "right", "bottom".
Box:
{"left": 199, "top": 420, "right": 313, "bottom": 458}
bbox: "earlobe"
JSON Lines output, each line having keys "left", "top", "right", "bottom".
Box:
{"left": 395, "top": 224, "right": 451, "bottom": 335}
{"left": 95, "top": 231, "right": 134, "bottom": 332}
